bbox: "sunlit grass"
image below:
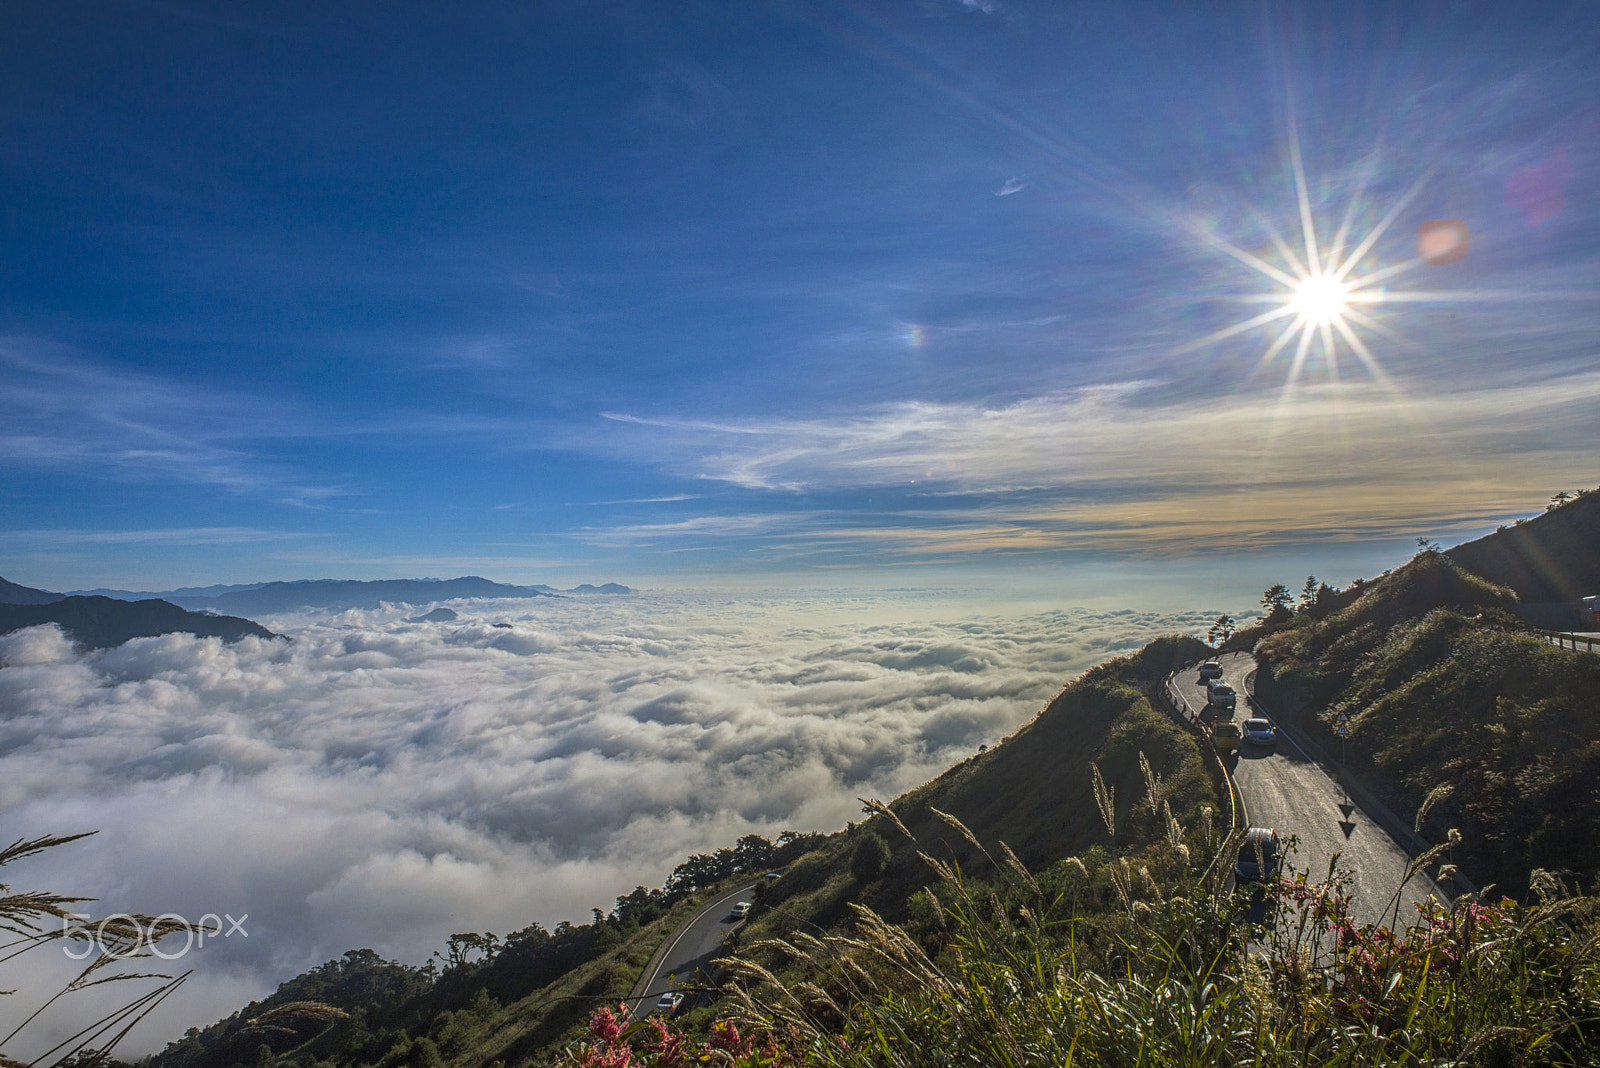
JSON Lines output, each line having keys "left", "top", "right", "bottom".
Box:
{"left": 569, "top": 806, "right": 1600, "bottom": 1067}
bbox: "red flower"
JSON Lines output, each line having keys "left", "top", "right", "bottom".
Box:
{"left": 640, "top": 1016, "right": 689, "bottom": 1068}
{"left": 588, "top": 1005, "right": 626, "bottom": 1046}
{"left": 707, "top": 1020, "right": 752, "bottom": 1056}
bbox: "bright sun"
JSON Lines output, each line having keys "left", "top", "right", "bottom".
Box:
{"left": 1290, "top": 273, "right": 1351, "bottom": 325}
{"left": 1176, "top": 125, "right": 1441, "bottom": 396}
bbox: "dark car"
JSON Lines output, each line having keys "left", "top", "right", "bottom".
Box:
{"left": 1234, "top": 827, "right": 1282, "bottom": 882}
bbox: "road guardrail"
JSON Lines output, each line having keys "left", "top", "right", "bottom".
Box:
{"left": 1161, "top": 663, "right": 1242, "bottom": 895}
{"left": 1538, "top": 629, "right": 1600, "bottom": 653}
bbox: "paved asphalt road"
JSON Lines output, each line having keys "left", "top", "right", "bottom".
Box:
{"left": 1172, "top": 652, "right": 1442, "bottom": 930}
{"left": 627, "top": 881, "right": 756, "bottom": 1023}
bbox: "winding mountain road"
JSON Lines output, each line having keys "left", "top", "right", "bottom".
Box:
{"left": 1171, "top": 652, "right": 1443, "bottom": 929}
{"left": 626, "top": 882, "right": 755, "bottom": 1023}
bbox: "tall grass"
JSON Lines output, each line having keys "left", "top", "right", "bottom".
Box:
{"left": 0, "top": 832, "right": 195, "bottom": 1068}
{"left": 0, "top": 833, "right": 339, "bottom": 1068}
{"left": 568, "top": 803, "right": 1600, "bottom": 1067}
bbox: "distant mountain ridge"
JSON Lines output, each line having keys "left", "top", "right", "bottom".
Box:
{"left": 0, "top": 596, "right": 279, "bottom": 650}
{"left": 565, "top": 583, "right": 633, "bottom": 595}
{"left": 68, "top": 581, "right": 268, "bottom": 600}
{"left": 5, "top": 575, "right": 635, "bottom": 614}
{"left": 189, "top": 577, "right": 560, "bottom": 613}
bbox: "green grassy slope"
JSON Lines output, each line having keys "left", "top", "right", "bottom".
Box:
{"left": 150, "top": 891, "right": 717, "bottom": 1068}
{"left": 746, "top": 635, "right": 1224, "bottom": 963}
{"left": 884, "top": 634, "right": 1218, "bottom": 873}
{"left": 1445, "top": 489, "right": 1600, "bottom": 626}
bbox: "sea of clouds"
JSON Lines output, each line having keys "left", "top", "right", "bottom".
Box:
{"left": 0, "top": 589, "right": 1215, "bottom": 1054}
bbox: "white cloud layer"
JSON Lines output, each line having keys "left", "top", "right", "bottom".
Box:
{"left": 0, "top": 590, "right": 1214, "bottom": 1056}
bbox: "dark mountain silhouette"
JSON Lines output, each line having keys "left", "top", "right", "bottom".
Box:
{"left": 0, "top": 596, "right": 279, "bottom": 650}
{"left": 568, "top": 583, "right": 633, "bottom": 594}
{"left": 0, "top": 576, "right": 64, "bottom": 605}
{"left": 1446, "top": 490, "right": 1600, "bottom": 628}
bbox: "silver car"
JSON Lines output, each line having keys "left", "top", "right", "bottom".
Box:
{"left": 1243, "top": 717, "right": 1276, "bottom": 745}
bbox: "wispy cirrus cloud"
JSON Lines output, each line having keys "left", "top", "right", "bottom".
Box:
{"left": 0, "top": 337, "right": 339, "bottom": 503}
{"left": 0, "top": 527, "right": 314, "bottom": 546}
{"left": 590, "top": 369, "right": 1600, "bottom": 556}
{"left": 590, "top": 494, "right": 701, "bottom": 505}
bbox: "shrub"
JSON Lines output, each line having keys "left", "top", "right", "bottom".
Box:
{"left": 849, "top": 832, "right": 890, "bottom": 884}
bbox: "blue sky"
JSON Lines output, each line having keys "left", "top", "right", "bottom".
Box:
{"left": 3, "top": 0, "right": 1597, "bottom": 595}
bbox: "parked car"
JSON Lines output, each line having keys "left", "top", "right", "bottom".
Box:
{"left": 1211, "top": 720, "right": 1242, "bottom": 754}
{"left": 1198, "top": 661, "right": 1223, "bottom": 681}
{"left": 730, "top": 901, "right": 751, "bottom": 920}
{"left": 1234, "top": 827, "right": 1282, "bottom": 882}
{"left": 655, "top": 991, "right": 684, "bottom": 1014}
{"left": 1243, "top": 717, "right": 1276, "bottom": 745}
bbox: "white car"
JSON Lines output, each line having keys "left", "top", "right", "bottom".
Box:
{"left": 655, "top": 991, "right": 684, "bottom": 1014}
{"left": 730, "top": 901, "right": 751, "bottom": 920}
{"left": 1243, "top": 717, "right": 1276, "bottom": 745}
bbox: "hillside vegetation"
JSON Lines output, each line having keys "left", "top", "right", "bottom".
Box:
{"left": 144, "top": 838, "right": 819, "bottom": 1068}
{"left": 1445, "top": 488, "right": 1600, "bottom": 626}
{"left": 752, "top": 635, "right": 1221, "bottom": 937}
{"left": 1253, "top": 548, "right": 1600, "bottom": 898}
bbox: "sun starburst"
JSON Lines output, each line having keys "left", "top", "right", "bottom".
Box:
{"left": 1176, "top": 125, "right": 1438, "bottom": 398}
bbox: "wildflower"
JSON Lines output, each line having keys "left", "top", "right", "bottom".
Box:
{"left": 589, "top": 1005, "right": 626, "bottom": 1046}
{"left": 640, "top": 1016, "right": 689, "bottom": 1068}
{"left": 576, "top": 1006, "right": 634, "bottom": 1068}
{"left": 707, "top": 1019, "right": 753, "bottom": 1057}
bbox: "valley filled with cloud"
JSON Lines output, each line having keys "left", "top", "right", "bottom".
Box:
{"left": 0, "top": 590, "right": 1217, "bottom": 1053}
